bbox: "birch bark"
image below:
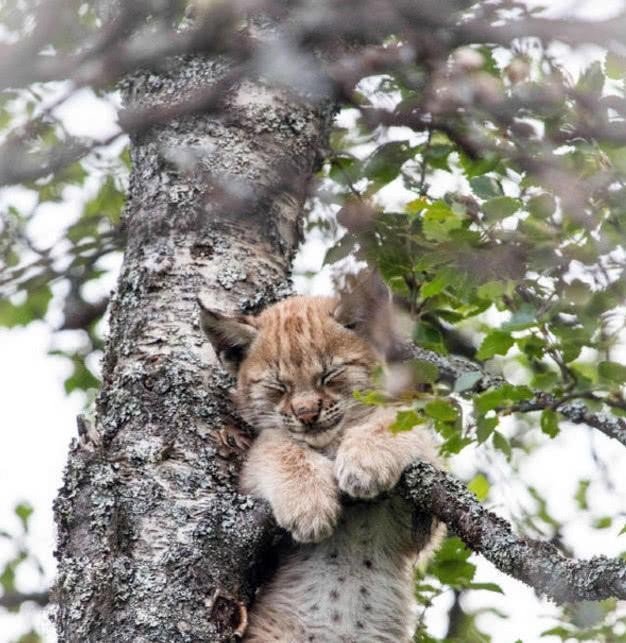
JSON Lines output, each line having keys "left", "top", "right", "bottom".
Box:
{"left": 53, "top": 45, "right": 332, "bottom": 641}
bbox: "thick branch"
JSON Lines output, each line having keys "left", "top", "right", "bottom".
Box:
{"left": 247, "top": 457, "right": 626, "bottom": 604}
{"left": 401, "top": 460, "right": 626, "bottom": 604}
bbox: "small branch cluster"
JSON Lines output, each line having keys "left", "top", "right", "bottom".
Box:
{"left": 402, "top": 341, "right": 626, "bottom": 448}
{"left": 2, "top": 0, "right": 626, "bottom": 190}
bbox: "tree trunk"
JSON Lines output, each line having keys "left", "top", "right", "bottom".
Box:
{"left": 53, "top": 46, "right": 332, "bottom": 641}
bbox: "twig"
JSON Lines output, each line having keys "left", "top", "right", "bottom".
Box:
{"left": 0, "top": 590, "right": 50, "bottom": 609}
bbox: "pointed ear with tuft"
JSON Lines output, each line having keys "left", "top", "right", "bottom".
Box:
{"left": 197, "top": 297, "right": 258, "bottom": 375}
{"left": 333, "top": 270, "right": 394, "bottom": 356}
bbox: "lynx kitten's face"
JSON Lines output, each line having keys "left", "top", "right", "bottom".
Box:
{"left": 236, "top": 297, "right": 380, "bottom": 447}
{"left": 200, "top": 290, "right": 390, "bottom": 448}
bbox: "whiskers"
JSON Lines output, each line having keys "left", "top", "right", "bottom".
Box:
{"left": 240, "top": 392, "right": 376, "bottom": 438}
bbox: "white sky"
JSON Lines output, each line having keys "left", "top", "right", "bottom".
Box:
{"left": 2, "top": 0, "right": 626, "bottom": 641}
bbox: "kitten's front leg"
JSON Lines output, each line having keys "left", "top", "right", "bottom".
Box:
{"left": 241, "top": 430, "right": 340, "bottom": 543}
{"left": 335, "top": 408, "right": 440, "bottom": 499}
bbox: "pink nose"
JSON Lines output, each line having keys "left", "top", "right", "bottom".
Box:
{"left": 293, "top": 402, "right": 321, "bottom": 425}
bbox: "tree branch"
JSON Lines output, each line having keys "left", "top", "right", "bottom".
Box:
{"left": 398, "top": 340, "right": 504, "bottom": 391}
{"left": 0, "top": 590, "right": 49, "bottom": 610}
{"left": 401, "top": 460, "right": 626, "bottom": 604}
{"left": 248, "top": 457, "right": 626, "bottom": 604}
{"left": 510, "top": 395, "right": 626, "bottom": 448}
{"left": 399, "top": 342, "right": 626, "bottom": 448}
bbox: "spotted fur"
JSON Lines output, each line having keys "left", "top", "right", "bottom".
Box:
{"left": 200, "top": 282, "right": 444, "bottom": 642}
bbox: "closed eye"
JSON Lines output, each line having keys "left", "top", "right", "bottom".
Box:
{"left": 320, "top": 366, "right": 346, "bottom": 386}
{"left": 263, "top": 380, "right": 289, "bottom": 394}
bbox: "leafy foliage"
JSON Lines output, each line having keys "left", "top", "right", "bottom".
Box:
{"left": 313, "top": 15, "right": 626, "bottom": 641}
{"left": 2, "top": 0, "right": 626, "bottom": 641}
{"left": 0, "top": 504, "right": 46, "bottom": 631}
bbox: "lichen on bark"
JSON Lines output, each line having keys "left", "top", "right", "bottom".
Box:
{"left": 53, "top": 40, "right": 333, "bottom": 641}
{"left": 401, "top": 460, "right": 626, "bottom": 604}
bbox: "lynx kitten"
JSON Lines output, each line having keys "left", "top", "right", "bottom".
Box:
{"left": 200, "top": 275, "right": 443, "bottom": 642}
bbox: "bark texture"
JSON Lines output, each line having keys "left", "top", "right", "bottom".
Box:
{"left": 53, "top": 48, "right": 332, "bottom": 641}
{"left": 401, "top": 461, "right": 626, "bottom": 604}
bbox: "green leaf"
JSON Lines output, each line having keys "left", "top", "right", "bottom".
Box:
{"left": 0, "top": 561, "right": 16, "bottom": 593}
{"left": 424, "top": 143, "right": 454, "bottom": 171}
{"left": 482, "top": 196, "right": 520, "bottom": 220}
{"left": 540, "top": 409, "right": 560, "bottom": 438}
{"left": 470, "top": 175, "right": 503, "bottom": 199}
{"left": 541, "top": 626, "right": 574, "bottom": 638}
{"left": 563, "top": 279, "right": 592, "bottom": 306}
{"left": 405, "top": 197, "right": 428, "bottom": 215}
{"left": 410, "top": 360, "right": 440, "bottom": 385}
{"left": 16, "top": 630, "right": 43, "bottom": 643}
{"left": 413, "top": 322, "right": 446, "bottom": 354}
{"left": 598, "top": 361, "right": 626, "bottom": 384}
{"left": 459, "top": 151, "right": 500, "bottom": 177}
{"left": 0, "top": 287, "right": 53, "bottom": 327}
{"left": 476, "top": 330, "right": 514, "bottom": 360}
{"left": 606, "top": 52, "right": 626, "bottom": 79}
{"left": 420, "top": 272, "right": 450, "bottom": 298}
{"left": 422, "top": 201, "right": 463, "bottom": 241}
{"left": 15, "top": 503, "right": 33, "bottom": 532}
{"left": 468, "top": 473, "right": 490, "bottom": 501}
{"left": 518, "top": 335, "right": 547, "bottom": 360}
{"left": 531, "top": 370, "right": 559, "bottom": 390}
{"left": 605, "top": 146, "right": 626, "bottom": 173}
{"left": 528, "top": 193, "right": 556, "bottom": 218}
{"left": 574, "top": 480, "right": 591, "bottom": 510}
{"left": 432, "top": 536, "right": 471, "bottom": 561}
{"left": 424, "top": 399, "right": 458, "bottom": 422}
{"left": 478, "top": 45, "right": 501, "bottom": 76}
{"left": 64, "top": 359, "right": 100, "bottom": 394}
{"left": 440, "top": 434, "right": 473, "bottom": 455}
{"left": 323, "top": 234, "right": 355, "bottom": 265}
{"left": 476, "top": 416, "right": 498, "bottom": 443}
{"left": 502, "top": 305, "right": 538, "bottom": 331}
{"left": 429, "top": 537, "right": 476, "bottom": 587}
{"left": 552, "top": 324, "right": 590, "bottom": 363}
{"left": 83, "top": 175, "right": 125, "bottom": 224}
{"left": 528, "top": 486, "right": 560, "bottom": 529}
{"left": 474, "top": 384, "right": 533, "bottom": 414}
{"left": 352, "top": 389, "right": 388, "bottom": 406}
{"left": 593, "top": 516, "right": 612, "bottom": 529}
{"left": 432, "top": 559, "right": 476, "bottom": 586}
{"left": 493, "top": 431, "right": 512, "bottom": 459}
{"left": 465, "top": 582, "right": 504, "bottom": 593}
{"left": 476, "top": 280, "right": 511, "bottom": 301}
{"left": 363, "top": 140, "right": 416, "bottom": 186}
{"left": 390, "top": 409, "right": 425, "bottom": 433}
{"left": 328, "top": 154, "right": 358, "bottom": 184}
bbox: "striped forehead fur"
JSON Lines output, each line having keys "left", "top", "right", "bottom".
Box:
{"left": 244, "top": 296, "right": 374, "bottom": 376}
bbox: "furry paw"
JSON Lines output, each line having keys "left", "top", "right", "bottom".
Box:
{"left": 335, "top": 447, "right": 401, "bottom": 499}
{"left": 272, "top": 491, "right": 340, "bottom": 543}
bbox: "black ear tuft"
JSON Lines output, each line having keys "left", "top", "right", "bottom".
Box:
{"left": 197, "top": 296, "right": 258, "bottom": 375}
{"left": 332, "top": 270, "right": 394, "bottom": 356}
